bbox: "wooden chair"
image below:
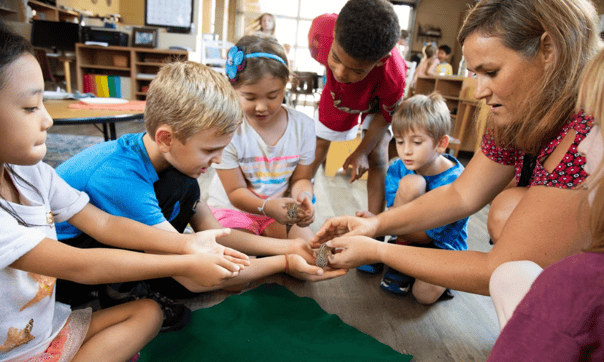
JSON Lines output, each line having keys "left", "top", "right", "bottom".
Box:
{"left": 201, "top": 35, "right": 234, "bottom": 74}
{"left": 34, "top": 49, "right": 57, "bottom": 86}
{"left": 290, "top": 71, "right": 319, "bottom": 111}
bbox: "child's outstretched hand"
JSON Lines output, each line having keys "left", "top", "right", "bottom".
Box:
{"left": 343, "top": 150, "right": 369, "bottom": 183}
{"left": 186, "top": 229, "right": 250, "bottom": 268}
{"left": 264, "top": 197, "right": 302, "bottom": 225}
{"left": 186, "top": 253, "right": 244, "bottom": 288}
{"left": 295, "top": 192, "right": 315, "bottom": 227}
{"left": 287, "top": 238, "right": 315, "bottom": 264}
{"left": 285, "top": 254, "right": 348, "bottom": 281}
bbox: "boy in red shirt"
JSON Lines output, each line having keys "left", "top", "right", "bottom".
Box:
{"left": 308, "top": 0, "right": 406, "bottom": 223}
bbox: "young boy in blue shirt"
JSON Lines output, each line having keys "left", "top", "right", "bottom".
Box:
{"left": 360, "top": 93, "right": 468, "bottom": 304}
{"left": 55, "top": 61, "right": 345, "bottom": 332}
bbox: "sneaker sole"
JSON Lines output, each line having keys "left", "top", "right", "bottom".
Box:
{"left": 160, "top": 305, "right": 192, "bottom": 333}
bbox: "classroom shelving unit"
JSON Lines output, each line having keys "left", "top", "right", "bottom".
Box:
{"left": 75, "top": 43, "right": 188, "bottom": 100}
{"left": 414, "top": 75, "right": 480, "bottom": 156}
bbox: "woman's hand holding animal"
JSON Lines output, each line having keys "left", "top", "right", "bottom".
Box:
{"left": 324, "top": 235, "right": 381, "bottom": 269}
{"left": 310, "top": 215, "right": 379, "bottom": 248}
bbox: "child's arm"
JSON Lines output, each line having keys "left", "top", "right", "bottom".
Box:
{"left": 190, "top": 198, "right": 315, "bottom": 263}
{"left": 216, "top": 168, "right": 299, "bottom": 225}
{"left": 426, "top": 58, "right": 439, "bottom": 76}
{"left": 11, "top": 237, "right": 242, "bottom": 288}
{"left": 342, "top": 113, "right": 390, "bottom": 183}
{"left": 288, "top": 164, "right": 314, "bottom": 227}
{"left": 171, "top": 254, "right": 348, "bottom": 293}
{"left": 68, "top": 203, "right": 249, "bottom": 265}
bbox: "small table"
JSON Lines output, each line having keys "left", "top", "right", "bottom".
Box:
{"left": 45, "top": 100, "right": 144, "bottom": 141}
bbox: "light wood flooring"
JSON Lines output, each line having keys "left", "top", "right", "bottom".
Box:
{"left": 48, "top": 120, "right": 499, "bottom": 362}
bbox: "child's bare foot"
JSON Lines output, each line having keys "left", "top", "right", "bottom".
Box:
{"left": 355, "top": 210, "right": 376, "bottom": 218}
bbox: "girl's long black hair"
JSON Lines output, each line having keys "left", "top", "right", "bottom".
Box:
{"left": 0, "top": 21, "right": 43, "bottom": 226}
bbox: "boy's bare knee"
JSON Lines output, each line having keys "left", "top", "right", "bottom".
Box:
{"left": 412, "top": 281, "right": 446, "bottom": 305}
{"left": 395, "top": 174, "right": 427, "bottom": 203}
{"left": 399, "top": 173, "right": 426, "bottom": 189}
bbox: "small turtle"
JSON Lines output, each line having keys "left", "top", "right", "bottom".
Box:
{"left": 315, "top": 243, "right": 332, "bottom": 268}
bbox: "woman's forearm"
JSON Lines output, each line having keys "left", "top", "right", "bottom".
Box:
{"left": 377, "top": 243, "right": 493, "bottom": 295}
{"left": 375, "top": 183, "right": 475, "bottom": 236}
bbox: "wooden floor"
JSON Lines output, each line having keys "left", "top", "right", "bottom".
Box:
{"left": 47, "top": 119, "right": 499, "bottom": 362}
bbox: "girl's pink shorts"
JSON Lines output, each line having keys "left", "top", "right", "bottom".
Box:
{"left": 211, "top": 208, "right": 276, "bottom": 235}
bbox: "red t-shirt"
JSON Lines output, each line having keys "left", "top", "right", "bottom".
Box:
{"left": 488, "top": 253, "right": 604, "bottom": 362}
{"left": 481, "top": 112, "right": 592, "bottom": 188}
{"left": 308, "top": 13, "right": 407, "bottom": 132}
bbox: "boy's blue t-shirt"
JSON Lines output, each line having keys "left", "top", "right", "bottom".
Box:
{"left": 55, "top": 132, "right": 164, "bottom": 240}
{"left": 385, "top": 153, "right": 468, "bottom": 251}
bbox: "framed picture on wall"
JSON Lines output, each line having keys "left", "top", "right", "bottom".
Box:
{"left": 133, "top": 27, "right": 158, "bottom": 48}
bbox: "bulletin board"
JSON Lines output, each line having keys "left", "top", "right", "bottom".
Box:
{"left": 145, "top": 0, "right": 194, "bottom": 33}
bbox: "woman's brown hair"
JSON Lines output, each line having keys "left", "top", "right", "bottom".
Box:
{"left": 577, "top": 49, "right": 604, "bottom": 252}
{"left": 458, "top": 0, "right": 601, "bottom": 154}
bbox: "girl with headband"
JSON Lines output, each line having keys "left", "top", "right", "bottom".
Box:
{"left": 208, "top": 36, "right": 318, "bottom": 245}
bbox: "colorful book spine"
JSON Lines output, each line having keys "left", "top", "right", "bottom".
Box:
{"left": 89, "top": 74, "right": 97, "bottom": 96}
{"left": 113, "top": 75, "right": 122, "bottom": 98}
{"left": 100, "top": 76, "right": 110, "bottom": 97}
{"left": 82, "top": 74, "right": 91, "bottom": 93}
{"left": 120, "top": 76, "right": 131, "bottom": 100}
{"left": 107, "top": 75, "right": 116, "bottom": 97}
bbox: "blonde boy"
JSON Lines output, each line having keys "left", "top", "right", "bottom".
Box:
{"left": 56, "top": 62, "right": 339, "bottom": 331}
{"left": 377, "top": 93, "right": 469, "bottom": 303}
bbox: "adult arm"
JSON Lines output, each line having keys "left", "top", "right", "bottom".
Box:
{"left": 343, "top": 113, "right": 390, "bottom": 183}
{"left": 323, "top": 159, "right": 589, "bottom": 294}
{"left": 315, "top": 151, "right": 514, "bottom": 241}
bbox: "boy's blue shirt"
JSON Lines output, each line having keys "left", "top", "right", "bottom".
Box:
{"left": 55, "top": 132, "right": 166, "bottom": 240}
{"left": 385, "top": 153, "right": 468, "bottom": 251}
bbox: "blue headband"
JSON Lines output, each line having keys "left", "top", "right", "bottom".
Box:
{"left": 226, "top": 46, "right": 287, "bottom": 81}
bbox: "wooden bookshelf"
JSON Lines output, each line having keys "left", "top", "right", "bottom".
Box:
{"left": 76, "top": 44, "right": 188, "bottom": 100}
{"left": 414, "top": 75, "right": 480, "bottom": 156}
{"left": 0, "top": 0, "right": 19, "bottom": 21}
{"left": 27, "top": 1, "right": 78, "bottom": 22}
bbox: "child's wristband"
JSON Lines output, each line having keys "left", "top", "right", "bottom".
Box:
{"left": 300, "top": 191, "right": 312, "bottom": 200}
{"left": 284, "top": 254, "right": 290, "bottom": 274}
{"left": 257, "top": 198, "right": 269, "bottom": 216}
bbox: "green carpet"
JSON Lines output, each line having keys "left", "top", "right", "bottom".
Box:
{"left": 140, "top": 284, "right": 412, "bottom": 362}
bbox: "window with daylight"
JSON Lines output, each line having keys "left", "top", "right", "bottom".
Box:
{"left": 244, "top": 0, "right": 412, "bottom": 73}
